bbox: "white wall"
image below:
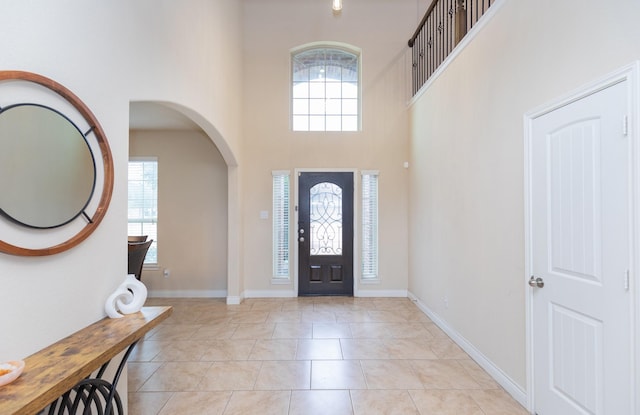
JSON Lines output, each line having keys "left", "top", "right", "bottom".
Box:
{"left": 130, "top": 130, "right": 228, "bottom": 297}
{"left": 408, "top": 0, "right": 640, "bottom": 394}
{"left": 241, "top": 0, "right": 415, "bottom": 296}
{"left": 0, "top": 0, "right": 243, "bottom": 368}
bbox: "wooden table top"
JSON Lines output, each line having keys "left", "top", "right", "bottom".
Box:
{"left": 0, "top": 306, "right": 172, "bottom": 415}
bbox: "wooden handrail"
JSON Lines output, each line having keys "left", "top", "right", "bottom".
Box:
{"left": 407, "top": 0, "right": 492, "bottom": 95}
{"left": 408, "top": 0, "right": 440, "bottom": 47}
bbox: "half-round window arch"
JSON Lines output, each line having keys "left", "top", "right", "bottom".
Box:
{"left": 291, "top": 43, "right": 360, "bottom": 132}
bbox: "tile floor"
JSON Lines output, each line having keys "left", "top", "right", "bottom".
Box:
{"left": 128, "top": 297, "right": 528, "bottom": 415}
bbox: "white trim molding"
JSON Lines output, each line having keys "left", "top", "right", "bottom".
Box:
{"left": 148, "top": 289, "right": 227, "bottom": 298}
{"left": 523, "top": 61, "right": 640, "bottom": 414}
{"left": 355, "top": 289, "right": 407, "bottom": 298}
{"left": 408, "top": 291, "right": 527, "bottom": 408}
{"left": 243, "top": 290, "right": 297, "bottom": 299}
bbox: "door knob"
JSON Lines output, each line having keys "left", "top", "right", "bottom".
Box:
{"left": 528, "top": 276, "right": 544, "bottom": 288}
{"left": 299, "top": 236, "right": 305, "bottom": 243}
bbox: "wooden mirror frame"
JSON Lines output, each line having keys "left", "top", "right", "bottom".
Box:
{"left": 0, "top": 71, "right": 114, "bottom": 256}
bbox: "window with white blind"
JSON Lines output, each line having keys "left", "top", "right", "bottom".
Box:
{"left": 361, "top": 171, "right": 379, "bottom": 280}
{"left": 128, "top": 158, "right": 158, "bottom": 265}
{"left": 272, "top": 171, "right": 290, "bottom": 280}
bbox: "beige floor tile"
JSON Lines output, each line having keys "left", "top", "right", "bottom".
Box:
{"left": 351, "top": 390, "right": 420, "bottom": 415}
{"left": 130, "top": 298, "right": 519, "bottom": 414}
{"left": 139, "top": 362, "right": 212, "bottom": 392}
{"left": 311, "top": 360, "right": 367, "bottom": 389}
{"left": 158, "top": 391, "right": 232, "bottom": 415}
{"left": 162, "top": 309, "right": 205, "bottom": 325}
{"left": 340, "top": 339, "right": 390, "bottom": 359}
{"left": 367, "top": 310, "right": 408, "bottom": 322}
{"left": 312, "top": 323, "right": 352, "bottom": 338}
{"left": 266, "top": 310, "right": 302, "bottom": 323}
{"left": 423, "top": 322, "right": 450, "bottom": 338}
{"left": 371, "top": 298, "right": 414, "bottom": 311}
{"left": 246, "top": 299, "right": 285, "bottom": 312}
{"left": 458, "top": 359, "right": 501, "bottom": 389}
{"left": 412, "top": 360, "right": 481, "bottom": 390}
{"left": 129, "top": 340, "right": 165, "bottom": 362}
{"left": 146, "top": 324, "right": 202, "bottom": 341}
{"left": 383, "top": 338, "right": 438, "bottom": 359}
{"left": 289, "top": 390, "right": 353, "bottom": 415}
{"left": 222, "top": 391, "right": 290, "bottom": 415}
{"left": 254, "top": 360, "right": 311, "bottom": 390}
{"left": 429, "top": 337, "right": 470, "bottom": 359}
{"left": 296, "top": 339, "right": 343, "bottom": 360}
{"left": 248, "top": 339, "right": 298, "bottom": 360}
{"left": 194, "top": 313, "right": 234, "bottom": 325}
{"left": 129, "top": 362, "right": 163, "bottom": 392}
{"left": 128, "top": 391, "right": 173, "bottom": 415}
{"left": 190, "top": 323, "right": 239, "bottom": 340}
{"left": 231, "top": 323, "right": 275, "bottom": 339}
{"left": 281, "top": 300, "right": 315, "bottom": 312}
{"left": 405, "top": 312, "right": 434, "bottom": 323}
{"left": 151, "top": 340, "right": 211, "bottom": 362}
{"left": 468, "top": 389, "right": 529, "bottom": 415}
{"left": 386, "top": 322, "right": 434, "bottom": 339}
{"left": 300, "top": 309, "right": 338, "bottom": 323}
{"left": 228, "top": 311, "right": 270, "bottom": 324}
{"left": 336, "top": 310, "right": 374, "bottom": 323}
{"left": 198, "top": 361, "right": 262, "bottom": 391}
{"left": 360, "top": 360, "right": 424, "bottom": 389}
{"left": 272, "top": 322, "right": 313, "bottom": 339}
{"left": 410, "top": 389, "right": 484, "bottom": 415}
{"left": 349, "top": 323, "right": 393, "bottom": 338}
{"left": 200, "top": 339, "right": 256, "bottom": 361}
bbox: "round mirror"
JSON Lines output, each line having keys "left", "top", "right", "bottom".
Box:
{"left": 0, "top": 104, "right": 96, "bottom": 228}
{"left": 0, "top": 71, "right": 113, "bottom": 256}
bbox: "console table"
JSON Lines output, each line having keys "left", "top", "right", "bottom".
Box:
{"left": 0, "top": 306, "right": 172, "bottom": 415}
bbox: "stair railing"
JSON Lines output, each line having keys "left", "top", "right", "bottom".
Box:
{"left": 408, "top": 0, "right": 493, "bottom": 95}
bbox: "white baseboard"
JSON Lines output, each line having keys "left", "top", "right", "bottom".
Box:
{"left": 241, "top": 289, "right": 408, "bottom": 299}
{"left": 355, "top": 289, "right": 408, "bottom": 298}
{"left": 243, "top": 289, "right": 297, "bottom": 298}
{"left": 148, "top": 289, "right": 227, "bottom": 298}
{"left": 226, "top": 295, "right": 242, "bottom": 305}
{"left": 407, "top": 291, "right": 528, "bottom": 408}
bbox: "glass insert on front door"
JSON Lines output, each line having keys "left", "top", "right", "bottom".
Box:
{"left": 309, "top": 182, "right": 343, "bottom": 255}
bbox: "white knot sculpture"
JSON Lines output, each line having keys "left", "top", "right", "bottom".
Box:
{"left": 105, "top": 274, "right": 148, "bottom": 319}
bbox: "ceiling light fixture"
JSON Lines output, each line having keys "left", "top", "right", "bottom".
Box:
{"left": 332, "top": 0, "right": 342, "bottom": 12}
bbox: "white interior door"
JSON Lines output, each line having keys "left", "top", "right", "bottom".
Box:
{"left": 529, "top": 79, "right": 633, "bottom": 414}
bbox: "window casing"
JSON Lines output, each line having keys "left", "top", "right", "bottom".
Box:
{"left": 292, "top": 45, "right": 360, "bottom": 132}
{"left": 361, "top": 171, "right": 378, "bottom": 280}
{"left": 128, "top": 158, "right": 158, "bottom": 265}
{"left": 273, "top": 171, "right": 290, "bottom": 280}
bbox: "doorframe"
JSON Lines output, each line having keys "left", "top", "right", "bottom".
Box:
{"left": 523, "top": 62, "right": 640, "bottom": 414}
{"left": 293, "top": 168, "right": 358, "bottom": 297}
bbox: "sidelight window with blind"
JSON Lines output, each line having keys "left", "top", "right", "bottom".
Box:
{"left": 361, "top": 171, "right": 379, "bottom": 280}
{"left": 128, "top": 158, "right": 158, "bottom": 265}
{"left": 272, "top": 171, "right": 290, "bottom": 280}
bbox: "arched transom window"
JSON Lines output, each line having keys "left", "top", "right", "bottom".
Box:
{"left": 292, "top": 46, "right": 359, "bottom": 132}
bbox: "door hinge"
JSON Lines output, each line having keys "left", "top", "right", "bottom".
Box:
{"left": 295, "top": 205, "right": 298, "bottom": 212}
{"left": 623, "top": 115, "right": 629, "bottom": 136}
{"left": 625, "top": 269, "right": 630, "bottom": 291}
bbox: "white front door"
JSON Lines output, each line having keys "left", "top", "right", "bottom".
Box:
{"left": 529, "top": 79, "right": 633, "bottom": 414}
